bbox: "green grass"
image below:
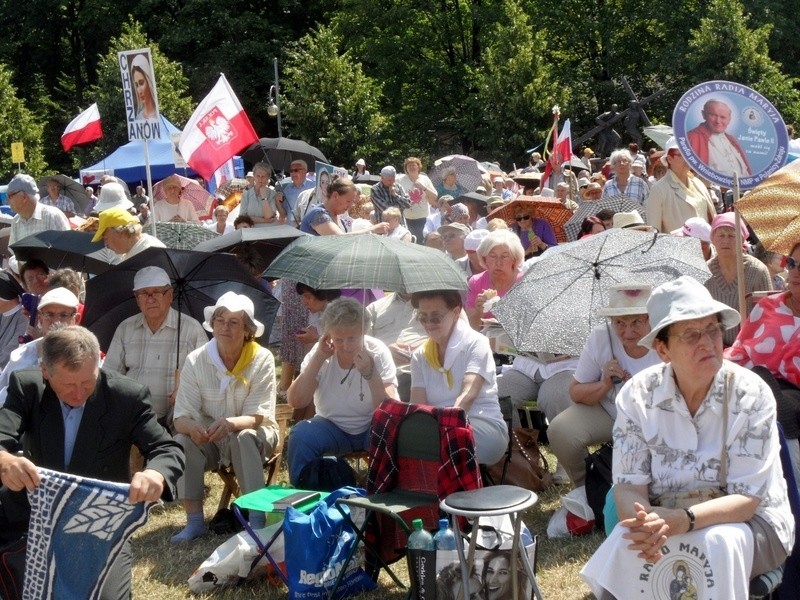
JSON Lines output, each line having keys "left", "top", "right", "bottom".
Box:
{"left": 130, "top": 445, "right": 602, "bottom": 599}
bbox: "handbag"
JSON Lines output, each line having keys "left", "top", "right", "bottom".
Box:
{"left": 584, "top": 443, "right": 613, "bottom": 531}
{"left": 0, "top": 535, "right": 26, "bottom": 600}
{"left": 487, "top": 428, "right": 553, "bottom": 492}
{"left": 283, "top": 487, "right": 376, "bottom": 600}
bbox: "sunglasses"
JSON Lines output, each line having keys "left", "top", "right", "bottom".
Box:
{"left": 515, "top": 215, "right": 531, "bottom": 222}
{"left": 785, "top": 257, "right": 800, "bottom": 271}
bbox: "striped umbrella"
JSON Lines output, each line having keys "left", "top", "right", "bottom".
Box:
{"left": 265, "top": 234, "right": 467, "bottom": 293}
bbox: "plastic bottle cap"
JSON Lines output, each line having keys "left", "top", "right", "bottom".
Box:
{"left": 412, "top": 518, "right": 423, "bottom": 530}
{"left": 439, "top": 518, "right": 449, "bottom": 529}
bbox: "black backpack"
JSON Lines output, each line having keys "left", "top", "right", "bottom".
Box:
{"left": 297, "top": 457, "right": 357, "bottom": 492}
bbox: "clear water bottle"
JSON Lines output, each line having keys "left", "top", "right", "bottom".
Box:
{"left": 433, "top": 518, "right": 456, "bottom": 550}
{"left": 407, "top": 518, "right": 434, "bottom": 550}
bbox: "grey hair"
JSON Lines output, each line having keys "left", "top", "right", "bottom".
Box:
{"left": 609, "top": 149, "right": 631, "bottom": 167}
{"left": 441, "top": 166, "right": 457, "bottom": 179}
{"left": 211, "top": 306, "right": 258, "bottom": 341}
{"left": 290, "top": 159, "right": 308, "bottom": 171}
{"left": 39, "top": 326, "right": 101, "bottom": 371}
{"left": 253, "top": 162, "right": 272, "bottom": 176}
{"left": 320, "top": 297, "right": 371, "bottom": 333}
{"left": 112, "top": 222, "right": 143, "bottom": 237}
{"left": 476, "top": 229, "right": 525, "bottom": 270}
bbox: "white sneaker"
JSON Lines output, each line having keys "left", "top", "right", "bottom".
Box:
{"left": 552, "top": 464, "right": 570, "bottom": 485}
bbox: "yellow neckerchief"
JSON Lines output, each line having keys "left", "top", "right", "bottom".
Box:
{"left": 227, "top": 340, "right": 259, "bottom": 386}
{"left": 423, "top": 338, "right": 453, "bottom": 389}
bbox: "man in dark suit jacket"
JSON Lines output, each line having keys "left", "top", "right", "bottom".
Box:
{"left": 0, "top": 326, "right": 184, "bottom": 599}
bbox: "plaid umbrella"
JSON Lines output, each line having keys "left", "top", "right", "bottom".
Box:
{"left": 486, "top": 196, "right": 573, "bottom": 243}
{"left": 153, "top": 174, "right": 215, "bottom": 217}
{"left": 736, "top": 159, "right": 800, "bottom": 256}
{"left": 155, "top": 222, "right": 219, "bottom": 249}
{"left": 265, "top": 234, "right": 468, "bottom": 293}
{"left": 563, "top": 194, "right": 646, "bottom": 241}
{"left": 37, "top": 174, "right": 91, "bottom": 213}
{"left": 430, "top": 155, "right": 484, "bottom": 192}
{"left": 492, "top": 229, "right": 711, "bottom": 356}
{"left": 494, "top": 229, "right": 711, "bottom": 356}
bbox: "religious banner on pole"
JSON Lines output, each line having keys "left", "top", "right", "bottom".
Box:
{"left": 118, "top": 48, "right": 162, "bottom": 141}
{"left": 672, "top": 80, "right": 788, "bottom": 190}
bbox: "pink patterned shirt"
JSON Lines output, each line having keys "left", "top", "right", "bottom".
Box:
{"left": 725, "top": 292, "right": 800, "bottom": 387}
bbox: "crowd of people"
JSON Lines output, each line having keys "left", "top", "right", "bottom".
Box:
{"left": 0, "top": 133, "right": 797, "bottom": 598}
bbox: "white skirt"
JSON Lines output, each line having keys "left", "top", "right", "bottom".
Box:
{"left": 581, "top": 522, "right": 754, "bottom": 599}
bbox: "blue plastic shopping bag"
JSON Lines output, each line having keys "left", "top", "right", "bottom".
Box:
{"left": 284, "top": 486, "right": 376, "bottom": 599}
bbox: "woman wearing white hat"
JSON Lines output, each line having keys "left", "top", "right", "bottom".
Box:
{"left": 548, "top": 283, "right": 660, "bottom": 488}
{"left": 582, "top": 276, "right": 793, "bottom": 599}
{"left": 171, "top": 292, "right": 279, "bottom": 542}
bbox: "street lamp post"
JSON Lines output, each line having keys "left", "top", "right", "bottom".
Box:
{"left": 268, "top": 57, "right": 282, "bottom": 138}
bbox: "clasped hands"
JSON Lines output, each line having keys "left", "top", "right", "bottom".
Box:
{"left": 620, "top": 501, "right": 676, "bottom": 563}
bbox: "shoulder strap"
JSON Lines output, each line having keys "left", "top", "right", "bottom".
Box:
{"left": 719, "top": 370, "right": 731, "bottom": 490}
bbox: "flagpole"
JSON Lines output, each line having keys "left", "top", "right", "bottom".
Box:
{"left": 144, "top": 140, "right": 157, "bottom": 236}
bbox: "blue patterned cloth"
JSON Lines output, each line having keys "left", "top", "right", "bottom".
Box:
{"left": 24, "top": 468, "right": 154, "bottom": 600}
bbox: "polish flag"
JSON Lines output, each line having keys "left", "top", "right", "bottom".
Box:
{"left": 540, "top": 119, "right": 575, "bottom": 189}
{"left": 178, "top": 74, "right": 258, "bottom": 181}
{"left": 61, "top": 103, "right": 102, "bottom": 152}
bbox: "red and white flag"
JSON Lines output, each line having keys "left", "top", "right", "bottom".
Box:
{"left": 540, "top": 118, "right": 575, "bottom": 189}
{"left": 61, "top": 103, "right": 102, "bottom": 152}
{"left": 178, "top": 74, "right": 258, "bottom": 181}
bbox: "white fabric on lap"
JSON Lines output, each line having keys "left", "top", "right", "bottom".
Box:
{"left": 581, "top": 521, "right": 753, "bottom": 599}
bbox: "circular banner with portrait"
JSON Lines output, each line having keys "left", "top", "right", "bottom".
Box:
{"left": 672, "top": 80, "right": 788, "bottom": 190}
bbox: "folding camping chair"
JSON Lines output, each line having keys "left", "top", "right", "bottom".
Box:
{"left": 328, "top": 399, "right": 482, "bottom": 598}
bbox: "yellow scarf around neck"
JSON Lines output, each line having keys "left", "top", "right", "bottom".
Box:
{"left": 227, "top": 340, "right": 259, "bottom": 386}
{"left": 423, "top": 338, "right": 453, "bottom": 389}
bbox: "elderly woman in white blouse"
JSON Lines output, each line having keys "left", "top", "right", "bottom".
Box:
{"left": 171, "top": 292, "right": 278, "bottom": 542}
{"left": 410, "top": 289, "right": 508, "bottom": 465}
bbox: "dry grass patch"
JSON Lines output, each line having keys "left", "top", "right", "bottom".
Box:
{"left": 131, "top": 431, "right": 602, "bottom": 598}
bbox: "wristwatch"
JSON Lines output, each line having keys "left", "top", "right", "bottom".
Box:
{"left": 684, "top": 508, "right": 696, "bottom": 532}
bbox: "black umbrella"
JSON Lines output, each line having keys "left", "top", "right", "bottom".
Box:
{"left": 242, "top": 137, "right": 328, "bottom": 173}
{"left": 450, "top": 192, "right": 490, "bottom": 217}
{"left": 193, "top": 225, "right": 308, "bottom": 270}
{"left": 37, "top": 174, "right": 91, "bottom": 213}
{"left": 83, "top": 247, "right": 281, "bottom": 351}
{"left": 353, "top": 174, "right": 381, "bottom": 185}
{"left": 10, "top": 230, "right": 115, "bottom": 274}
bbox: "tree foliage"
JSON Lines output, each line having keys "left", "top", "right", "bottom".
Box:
{"left": 685, "top": 0, "right": 800, "bottom": 126}
{"left": 0, "top": 64, "right": 47, "bottom": 180}
{"left": 73, "top": 19, "right": 194, "bottom": 170}
{"left": 0, "top": 0, "right": 798, "bottom": 176}
{"left": 281, "top": 25, "right": 390, "bottom": 168}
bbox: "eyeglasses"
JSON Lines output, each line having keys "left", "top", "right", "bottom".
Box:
{"left": 212, "top": 316, "right": 244, "bottom": 329}
{"left": 290, "top": 168, "right": 304, "bottom": 173}
{"left": 6, "top": 191, "right": 22, "bottom": 200}
{"left": 515, "top": 215, "right": 531, "bottom": 222}
{"left": 441, "top": 233, "right": 461, "bottom": 240}
{"left": 134, "top": 288, "right": 169, "bottom": 300}
{"left": 485, "top": 253, "right": 513, "bottom": 262}
{"left": 417, "top": 312, "right": 450, "bottom": 325}
{"left": 669, "top": 323, "right": 725, "bottom": 345}
{"left": 39, "top": 311, "right": 76, "bottom": 320}
{"left": 786, "top": 257, "right": 800, "bottom": 271}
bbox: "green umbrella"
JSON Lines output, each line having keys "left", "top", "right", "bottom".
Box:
{"left": 265, "top": 234, "right": 468, "bottom": 293}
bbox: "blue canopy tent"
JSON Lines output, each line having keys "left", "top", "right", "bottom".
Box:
{"left": 79, "top": 116, "right": 197, "bottom": 187}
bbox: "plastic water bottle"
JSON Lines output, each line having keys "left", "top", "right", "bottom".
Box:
{"left": 407, "top": 518, "right": 434, "bottom": 550}
{"left": 433, "top": 518, "right": 456, "bottom": 550}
